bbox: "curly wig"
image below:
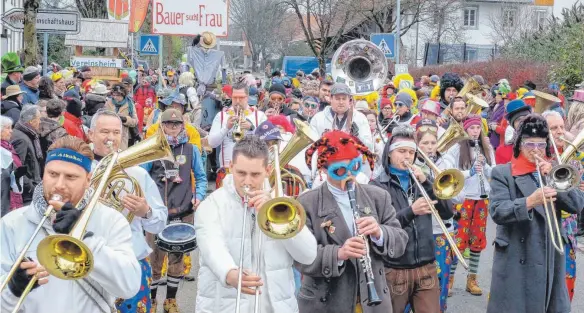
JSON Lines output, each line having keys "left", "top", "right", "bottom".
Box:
{"left": 439, "top": 73, "right": 464, "bottom": 101}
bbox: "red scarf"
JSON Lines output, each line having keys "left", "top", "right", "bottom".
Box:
{"left": 511, "top": 153, "right": 537, "bottom": 176}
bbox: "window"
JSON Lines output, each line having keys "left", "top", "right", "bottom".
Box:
{"left": 503, "top": 8, "right": 516, "bottom": 28}
{"left": 465, "top": 48, "right": 478, "bottom": 62}
{"left": 463, "top": 7, "right": 478, "bottom": 28}
{"left": 535, "top": 10, "right": 547, "bottom": 29}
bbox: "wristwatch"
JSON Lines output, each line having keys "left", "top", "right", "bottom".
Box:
{"left": 144, "top": 207, "right": 153, "bottom": 219}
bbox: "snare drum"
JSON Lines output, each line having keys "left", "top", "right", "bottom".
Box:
{"left": 155, "top": 223, "right": 197, "bottom": 253}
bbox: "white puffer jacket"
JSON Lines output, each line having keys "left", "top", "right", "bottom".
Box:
{"left": 194, "top": 175, "right": 317, "bottom": 313}
{"left": 309, "top": 106, "right": 374, "bottom": 151}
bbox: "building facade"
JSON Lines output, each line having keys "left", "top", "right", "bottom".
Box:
{"left": 400, "top": 0, "right": 554, "bottom": 66}
{"left": 1, "top": 0, "right": 24, "bottom": 56}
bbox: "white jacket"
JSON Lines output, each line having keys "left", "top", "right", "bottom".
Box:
{"left": 1, "top": 202, "right": 140, "bottom": 313}
{"left": 91, "top": 161, "right": 168, "bottom": 260}
{"left": 194, "top": 175, "right": 317, "bottom": 313}
{"left": 309, "top": 107, "right": 373, "bottom": 151}
{"left": 208, "top": 107, "right": 267, "bottom": 168}
{"left": 443, "top": 142, "right": 496, "bottom": 200}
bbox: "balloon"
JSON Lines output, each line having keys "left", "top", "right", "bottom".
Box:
{"left": 129, "top": 70, "right": 137, "bottom": 79}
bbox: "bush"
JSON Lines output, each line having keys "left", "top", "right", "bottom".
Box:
{"left": 410, "top": 59, "right": 552, "bottom": 90}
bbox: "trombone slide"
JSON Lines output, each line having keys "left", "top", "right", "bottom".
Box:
{"left": 405, "top": 162, "right": 469, "bottom": 269}
{"left": 534, "top": 158, "right": 565, "bottom": 255}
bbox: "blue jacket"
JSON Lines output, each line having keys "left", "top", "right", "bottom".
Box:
{"left": 19, "top": 83, "right": 39, "bottom": 105}
{"left": 141, "top": 138, "right": 207, "bottom": 201}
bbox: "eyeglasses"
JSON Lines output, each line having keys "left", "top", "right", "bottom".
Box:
{"left": 382, "top": 107, "right": 393, "bottom": 111}
{"left": 270, "top": 96, "right": 285, "bottom": 102}
{"left": 327, "top": 157, "right": 362, "bottom": 181}
{"left": 522, "top": 141, "right": 547, "bottom": 150}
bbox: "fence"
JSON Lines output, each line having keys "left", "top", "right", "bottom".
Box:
{"left": 423, "top": 43, "right": 500, "bottom": 66}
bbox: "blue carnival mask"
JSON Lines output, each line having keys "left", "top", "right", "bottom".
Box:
{"left": 327, "top": 157, "right": 362, "bottom": 181}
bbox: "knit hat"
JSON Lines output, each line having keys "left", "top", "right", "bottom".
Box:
{"left": 305, "top": 130, "right": 375, "bottom": 171}
{"left": 463, "top": 114, "right": 482, "bottom": 130}
{"left": 380, "top": 98, "right": 392, "bottom": 109}
{"left": 355, "top": 100, "right": 369, "bottom": 111}
{"left": 161, "top": 108, "right": 183, "bottom": 123}
{"left": 66, "top": 98, "right": 83, "bottom": 118}
{"left": 429, "top": 75, "right": 440, "bottom": 86}
{"left": 524, "top": 80, "right": 536, "bottom": 91}
{"left": 439, "top": 73, "right": 463, "bottom": 101}
{"left": 1, "top": 52, "right": 24, "bottom": 73}
{"left": 255, "top": 121, "right": 283, "bottom": 142}
{"left": 394, "top": 92, "right": 413, "bottom": 108}
{"left": 91, "top": 84, "right": 108, "bottom": 95}
{"left": 269, "top": 83, "right": 286, "bottom": 98}
{"left": 22, "top": 66, "right": 40, "bottom": 82}
{"left": 506, "top": 99, "right": 532, "bottom": 127}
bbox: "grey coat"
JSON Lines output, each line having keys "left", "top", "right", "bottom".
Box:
{"left": 296, "top": 182, "right": 409, "bottom": 313}
{"left": 487, "top": 164, "right": 584, "bottom": 313}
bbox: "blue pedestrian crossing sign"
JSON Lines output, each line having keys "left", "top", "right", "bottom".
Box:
{"left": 140, "top": 35, "right": 160, "bottom": 55}
{"left": 370, "top": 33, "right": 395, "bottom": 59}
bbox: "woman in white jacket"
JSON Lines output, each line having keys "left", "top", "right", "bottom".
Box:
{"left": 194, "top": 136, "right": 317, "bottom": 313}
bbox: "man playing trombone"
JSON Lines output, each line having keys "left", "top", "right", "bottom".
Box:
{"left": 371, "top": 124, "right": 454, "bottom": 313}
{"left": 297, "top": 130, "right": 408, "bottom": 313}
{"left": 194, "top": 136, "right": 317, "bottom": 313}
{"left": 0, "top": 136, "right": 141, "bottom": 313}
{"left": 488, "top": 114, "right": 584, "bottom": 313}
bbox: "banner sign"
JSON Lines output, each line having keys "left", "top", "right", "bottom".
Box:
{"left": 70, "top": 57, "right": 125, "bottom": 68}
{"left": 152, "top": 0, "right": 229, "bottom": 37}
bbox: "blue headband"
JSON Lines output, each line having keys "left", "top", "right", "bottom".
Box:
{"left": 46, "top": 148, "right": 92, "bottom": 173}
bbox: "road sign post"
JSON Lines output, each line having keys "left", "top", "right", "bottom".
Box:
{"left": 140, "top": 34, "right": 160, "bottom": 55}
{"left": 370, "top": 33, "right": 396, "bottom": 59}
{"left": 1, "top": 9, "right": 80, "bottom": 34}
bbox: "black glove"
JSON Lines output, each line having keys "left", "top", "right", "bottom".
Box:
{"left": 14, "top": 166, "right": 27, "bottom": 180}
{"left": 453, "top": 211, "right": 461, "bottom": 221}
{"left": 8, "top": 257, "right": 40, "bottom": 297}
{"left": 52, "top": 202, "right": 82, "bottom": 234}
{"left": 119, "top": 116, "right": 127, "bottom": 123}
{"left": 350, "top": 122, "right": 359, "bottom": 137}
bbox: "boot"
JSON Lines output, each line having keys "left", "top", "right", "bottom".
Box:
{"left": 466, "top": 274, "right": 483, "bottom": 296}
{"left": 150, "top": 299, "right": 157, "bottom": 313}
{"left": 447, "top": 275, "right": 454, "bottom": 297}
{"left": 164, "top": 298, "right": 180, "bottom": 313}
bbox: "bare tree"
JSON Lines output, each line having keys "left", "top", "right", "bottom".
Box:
{"left": 74, "top": 0, "right": 108, "bottom": 18}
{"left": 487, "top": 4, "right": 544, "bottom": 46}
{"left": 230, "top": 0, "right": 287, "bottom": 72}
{"left": 354, "top": 0, "right": 425, "bottom": 36}
{"left": 41, "top": 0, "right": 75, "bottom": 9}
{"left": 284, "top": 0, "right": 357, "bottom": 74}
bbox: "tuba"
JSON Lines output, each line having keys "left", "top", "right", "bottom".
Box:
{"left": 457, "top": 76, "right": 482, "bottom": 98}
{"left": 533, "top": 90, "right": 561, "bottom": 114}
{"left": 331, "top": 39, "right": 388, "bottom": 96}
{"left": 436, "top": 118, "right": 471, "bottom": 154}
{"left": 465, "top": 94, "right": 489, "bottom": 116}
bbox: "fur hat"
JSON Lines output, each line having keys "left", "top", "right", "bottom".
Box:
{"left": 513, "top": 114, "right": 551, "bottom": 158}
{"left": 439, "top": 73, "right": 464, "bottom": 101}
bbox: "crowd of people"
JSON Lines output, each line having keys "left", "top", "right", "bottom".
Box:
{"left": 1, "top": 34, "right": 584, "bottom": 313}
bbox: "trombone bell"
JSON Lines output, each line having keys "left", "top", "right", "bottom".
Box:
{"left": 257, "top": 197, "right": 306, "bottom": 239}
{"left": 36, "top": 235, "right": 93, "bottom": 280}
{"left": 549, "top": 164, "right": 579, "bottom": 192}
{"left": 434, "top": 169, "right": 465, "bottom": 199}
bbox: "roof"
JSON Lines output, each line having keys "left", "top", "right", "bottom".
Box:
{"left": 65, "top": 18, "right": 129, "bottom": 48}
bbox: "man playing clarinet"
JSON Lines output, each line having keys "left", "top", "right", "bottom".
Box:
{"left": 297, "top": 130, "right": 408, "bottom": 313}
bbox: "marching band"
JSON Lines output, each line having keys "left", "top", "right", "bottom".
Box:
{"left": 2, "top": 36, "right": 584, "bottom": 313}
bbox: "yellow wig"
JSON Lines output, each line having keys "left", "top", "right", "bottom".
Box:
{"left": 430, "top": 84, "right": 441, "bottom": 101}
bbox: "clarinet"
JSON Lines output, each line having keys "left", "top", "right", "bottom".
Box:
{"left": 346, "top": 179, "right": 382, "bottom": 306}
{"left": 474, "top": 139, "right": 488, "bottom": 199}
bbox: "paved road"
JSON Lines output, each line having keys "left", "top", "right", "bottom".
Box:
{"left": 154, "top": 217, "right": 584, "bottom": 313}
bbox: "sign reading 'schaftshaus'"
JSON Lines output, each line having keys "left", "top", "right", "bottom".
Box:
{"left": 152, "top": 0, "right": 229, "bottom": 37}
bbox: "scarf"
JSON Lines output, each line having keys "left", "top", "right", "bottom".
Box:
{"left": 1, "top": 139, "right": 22, "bottom": 167}
{"left": 15, "top": 121, "right": 43, "bottom": 160}
{"left": 390, "top": 165, "right": 410, "bottom": 192}
{"left": 511, "top": 153, "right": 537, "bottom": 176}
{"left": 112, "top": 96, "right": 135, "bottom": 118}
{"left": 165, "top": 128, "right": 188, "bottom": 146}
{"left": 33, "top": 183, "right": 88, "bottom": 219}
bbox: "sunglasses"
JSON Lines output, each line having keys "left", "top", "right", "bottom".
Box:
{"left": 522, "top": 141, "right": 547, "bottom": 150}
{"left": 395, "top": 102, "right": 406, "bottom": 107}
{"left": 327, "top": 157, "right": 362, "bottom": 181}
{"left": 304, "top": 102, "right": 318, "bottom": 109}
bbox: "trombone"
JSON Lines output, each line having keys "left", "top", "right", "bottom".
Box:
{"left": 235, "top": 140, "right": 307, "bottom": 313}
{"left": 1, "top": 128, "right": 174, "bottom": 312}
{"left": 404, "top": 160, "right": 469, "bottom": 269}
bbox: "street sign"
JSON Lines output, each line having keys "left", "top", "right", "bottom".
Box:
{"left": 370, "top": 33, "right": 395, "bottom": 59}
{"left": 152, "top": 0, "right": 229, "bottom": 37}
{"left": 140, "top": 35, "right": 160, "bottom": 55}
{"left": 1, "top": 8, "right": 80, "bottom": 34}
{"left": 395, "top": 64, "right": 409, "bottom": 75}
